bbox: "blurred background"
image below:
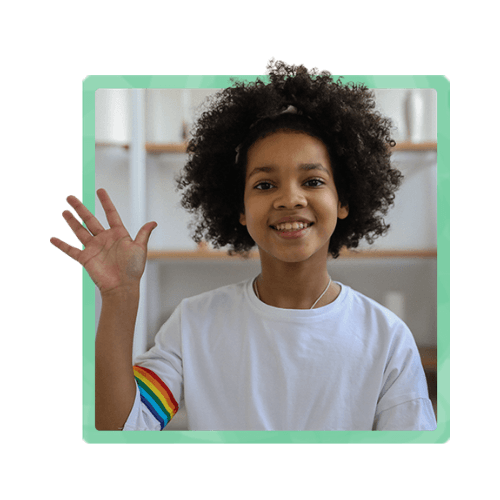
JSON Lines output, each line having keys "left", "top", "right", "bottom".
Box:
{"left": 95, "top": 86, "right": 438, "bottom": 428}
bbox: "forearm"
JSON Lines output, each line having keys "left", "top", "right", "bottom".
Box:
{"left": 95, "top": 286, "right": 140, "bottom": 430}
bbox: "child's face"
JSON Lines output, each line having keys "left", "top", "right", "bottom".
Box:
{"left": 239, "top": 131, "right": 348, "bottom": 265}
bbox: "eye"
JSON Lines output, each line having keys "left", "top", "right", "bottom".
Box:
{"left": 304, "top": 178, "right": 325, "bottom": 187}
{"left": 255, "top": 181, "right": 275, "bottom": 190}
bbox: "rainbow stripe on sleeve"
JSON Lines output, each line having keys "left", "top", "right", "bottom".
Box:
{"left": 133, "top": 365, "right": 179, "bottom": 430}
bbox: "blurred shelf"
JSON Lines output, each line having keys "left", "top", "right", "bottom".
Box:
{"left": 418, "top": 346, "right": 437, "bottom": 371}
{"left": 95, "top": 142, "right": 189, "bottom": 153}
{"left": 418, "top": 346, "right": 437, "bottom": 416}
{"left": 147, "top": 248, "right": 437, "bottom": 261}
{"left": 96, "top": 141, "right": 436, "bottom": 154}
{"left": 392, "top": 141, "right": 437, "bottom": 151}
{"left": 338, "top": 249, "right": 437, "bottom": 259}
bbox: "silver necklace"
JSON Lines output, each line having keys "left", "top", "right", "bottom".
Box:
{"left": 254, "top": 276, "right": 332, "bottom": 309}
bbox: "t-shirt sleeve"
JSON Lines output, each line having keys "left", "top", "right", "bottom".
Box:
{"left": 122, "top": 306, "right": 184, "bottom": 431}
{"left": 373, "top": 322, "right": 437, "bottom": 431}
{"left": 373, "top": 397, "right": 436, "bottom": 431}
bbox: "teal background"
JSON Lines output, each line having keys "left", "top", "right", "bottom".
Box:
{"left": 82, "top": 75, "right": 450, "bottom": 444}
{"left": 0, "top": 1, "right": 492, "bottom": 499}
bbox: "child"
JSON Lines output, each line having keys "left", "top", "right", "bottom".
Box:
{"left": 51, "top": 61, "right": 436, "bottom": 431}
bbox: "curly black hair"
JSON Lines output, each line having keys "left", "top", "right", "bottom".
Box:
{"left": 176, "top": 60, "right": 403, "bottom": 258}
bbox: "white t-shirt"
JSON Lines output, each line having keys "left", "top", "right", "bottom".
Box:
{"left": 123, "top": 278, "right": 436, "bottom": 431}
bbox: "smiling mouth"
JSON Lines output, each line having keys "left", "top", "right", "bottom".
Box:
{"left": 270, "top": 222, "right": 314, "bottom": 232}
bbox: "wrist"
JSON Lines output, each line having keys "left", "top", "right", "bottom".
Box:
{"left": 100, "top": 283, "right": 141, "bottom": 302}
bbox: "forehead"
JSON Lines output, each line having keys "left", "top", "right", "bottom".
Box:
{"left": 246, "top": 131, "right": 332, "bottom": 175}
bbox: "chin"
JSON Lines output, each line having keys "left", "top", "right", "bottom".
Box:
{"left": 259, "top": 246, "right": 324, "bottom": 265}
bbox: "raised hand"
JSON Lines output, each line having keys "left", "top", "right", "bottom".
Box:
{"left": 50, "top": 188, "right": 157, "bottom": 296}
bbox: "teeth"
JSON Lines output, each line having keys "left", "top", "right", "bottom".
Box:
{"left": 274, "top": 222, "right": 311, "bottom": 231}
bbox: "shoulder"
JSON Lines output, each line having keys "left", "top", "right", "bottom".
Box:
{"left": 344, "top": 285, "right": 403, "bottom": 323}
{"left": 180, "top": 279, "right": 250, "bottom": 311}
{"left": 154, "top": 279, "right": 251, "bottom": 340}
{"left": 343, "top": 286, "right": 425, "bottom": 379}
{"left": 340, "top": 284, "right": 412, "bottom": 343}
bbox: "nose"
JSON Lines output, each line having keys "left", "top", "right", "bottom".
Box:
{"left": 273, "top": 183, "right": 307, "bottom": 209}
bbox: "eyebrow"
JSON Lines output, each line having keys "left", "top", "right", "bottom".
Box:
{"left": 247, "top": 163, "right": 330, "bottom": 179}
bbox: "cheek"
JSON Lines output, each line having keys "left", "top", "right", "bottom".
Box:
{"left": 242, "top": 191, "right": 260, "bottom": 221}
{"left": 318, "top": 217, "right": 338, "bottom": 240}
{"left": 318, "top": 199, "right": 341, "bottom": 235}
{"left": 240, "top": 200, "right": 266, "bottom": 240}
{"left": 240, "top": 188, "right": 252, "bottom": 226}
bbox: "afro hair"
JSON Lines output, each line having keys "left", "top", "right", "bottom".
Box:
{"left": 176, "top": 60, "right": 403, "bottom": 258}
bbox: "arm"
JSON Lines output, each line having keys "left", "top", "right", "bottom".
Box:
{"left": 373, "top": 325, "right": 437, "bottom": 431}
{"left": 95, "top": 285, "right": 139, "bottom": 430}
{"left": 51, "top": 189, "right": 157, "bottom": 430}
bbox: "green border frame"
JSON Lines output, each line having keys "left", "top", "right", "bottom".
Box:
{"left": 82, "top": 75, "right": 450, "bottom": 443}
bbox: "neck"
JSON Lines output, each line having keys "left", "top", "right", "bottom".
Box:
{"left": 256, "top": 253, "right": 337, "bottom": 309}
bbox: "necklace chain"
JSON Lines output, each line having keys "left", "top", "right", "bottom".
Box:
{"left": 254, "top": 276, "right": 332, "bottom": 309}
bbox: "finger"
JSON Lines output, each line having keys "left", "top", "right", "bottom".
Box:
{"left": 50, "top": 236, "right": 83, "bottom": 262}
{"left": 96, "top": 188, "right": 125, "bottom": 229}
{"left": 62, "top": 210, "right": 93, "bottom": 245}
{"left": 135, "top": 221, "right": 157, "bottom": 248}
{"left": 66, "top": 195, "right": 105, "bottom": 236}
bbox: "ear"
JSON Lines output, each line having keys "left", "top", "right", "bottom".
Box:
{"left": 239, "top": 212, "right": 247, "bottom": 226}
{"left": 338, "top": 203, "right": 349, "bottom": 220}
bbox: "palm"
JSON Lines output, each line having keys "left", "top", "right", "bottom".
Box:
{"left": 51, "top": 189, "right": 156, "bottom": 295}
{"left": 80, "top": 227, "right": 145, "bottom": 292}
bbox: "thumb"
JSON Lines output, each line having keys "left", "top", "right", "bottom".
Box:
{"left": 135, "top": 221, "right": 157, "bottom": 248}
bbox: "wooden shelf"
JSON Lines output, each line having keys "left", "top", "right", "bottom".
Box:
{"left": 392, "top": 141, "right": 437, "bottom": 151}
{"left": 339, "top": 249, "right": 437, "bottom": 259}
{"left": 418, "top": 347, "right": 437, "bottom": 412}
{"left": 96, "top": 141, "right": 436, "bottom": 154}
{"left": 142, "top": 142, "right": 189, "bottom": 154}
{"left": 147, "top": 248, "right": 437, "bottom": 261}
{"left": 95, "top": 142, "right": 189, "bottom": 154}
{"left": 418, "top": 346, "right": 437, "bottom": 371}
